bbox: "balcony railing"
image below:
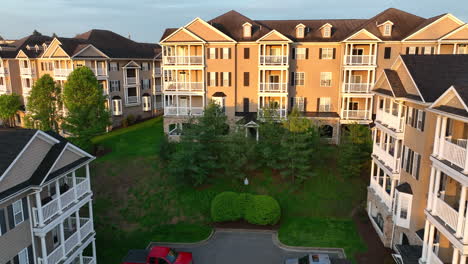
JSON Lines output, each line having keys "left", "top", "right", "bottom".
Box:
{"left": 20, "top": 67, "right": 35, "bottom": 75}
{"left": 258, "top": 109, "right": 288, "bottom": 119}
{"left": 429, "top": 251, "right": 444, "bottom": 264}
{"left": 82, "top": 256, "right": 96, "bottom": 264}
{"left": 126, "top": 96, "right": 139, "bottom": 105}
{"left": 163, "top": 82, "right": 204, "bottom": 92}
{"left": 164, "top": 106, "right": 203, "bottom": 116}
{"left": 441, "top": 137, "right": 468, "bottom": 170}
{"left": 373, "top": 143, "right": 401, "bottom": 173}
{"left": 154, "top": 68, "right": 162, "bottom": 75}
{"left": 342, "top": 110, "right": 370, "bottom": 120}
{"left": 0, "top": 84, "right": 7, "bottom": 94}
{"left": 259, "top": 55, "right": 288, "bottom": 66}
{"left": 344, "top": 55, "right": 376, "bottom": 65}
{"left": 126, "top": 77, "right": 137, "bottom": 85}
{"left": 376, "top": 109, "right": 405, "bottom": 132}
{"left": 0, "top": 67, "right": 8, "bottom": 75}
{"left": 370, "top": 180, "right": 392, "bottom": 209}
{"left": 259, "top": 83, "right": 287, "bottom": 93}
{"left": 53, "top": 68, "right": 73, "bottom": 78}
{"left": 92, "top": 68, "right": 107, "bottom": 77}
{"left": 32, "top": 177, "right": 90, "bottom": 227}
{"left": 434, "top": 197, "right": 459, "bottom": 231}
{"left": 163, "top": 56, "right": 203, "bottom": 66}
{"left": 342, "top": 83, "right": 371, "bottom": 93}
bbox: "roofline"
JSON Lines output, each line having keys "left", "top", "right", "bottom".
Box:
{"left": 160, "top": 27, "right": 206, "bottom": 44}
{"left": 186, "top": 17, "right": 236, "bottom": 42}
{"left": 427, "top": 107, "right": 468, "bottom": 123}
{"left": 381, "top": 70, "right": 397, "bottom": 97}
{"left": 15, "top": 50, "right": 29, "bottom": 59}
{"left": 428, "top": 85, "right": 468, "bottom": 112}
{"left": 71, "top": 44, "right": 110, "bottom": 59}
{"left": 256, "top": 29, "right": 293, "bottom": 43}
{"left": 402, "top": 13, "right": 464, "bottom": 41}
{"left": 438, "top": 23, "right": 468, "bottom": 41}
{"left": 377, "top": 20, "right": 394, "bottom": 27}
{"left": 399, "top": 55, "right": 426, "bottom": 103}
{"left": 343, "top": 28, "right": 382, "bottom": 42}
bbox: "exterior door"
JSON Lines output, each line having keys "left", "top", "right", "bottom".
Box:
{"left": 179, "top": 97, "right": 188, "bottom": 115}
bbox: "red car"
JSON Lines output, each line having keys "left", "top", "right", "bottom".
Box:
{"left": 122, "top": 246, "right": 193, "bottom": 264}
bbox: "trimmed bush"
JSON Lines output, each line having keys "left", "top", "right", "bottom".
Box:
{"left": 245, "top": 195, "right": 281, "bottom": 225}
{"left": 210, "top": 192, "right": 241, "bottom": 222}
{"left": 237, "top": 193, "right": 254, "bottom": 218}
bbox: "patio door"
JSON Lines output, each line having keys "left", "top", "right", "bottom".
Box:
{"left": 351, "top": 75, "right": 362, "bottom": 84}
{"left": 179, "top": 97, "right": 188, "bottom": 115}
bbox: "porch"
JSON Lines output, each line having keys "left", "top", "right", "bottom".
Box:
{"left": 369, "top": 160, "right": 398, "bottom": 210}
{"left": 258, "top": 69, "right": 288, "bottom": 93}
{"left": 163, "top": 69, "right": 204, "bottom": 92}
{"left": 372, "top": 128, "right": 402, "bottom": 173}
{"left": 376, "top": 97, "right": 405, "bottom": 133}
{"left": 162, "top": 44, "right": 204, "bottom": 66}
{"left": 258, "top": 95, "right": 288, "bottom": 119}
{"left": 53, "top": 60, "right": 73, "bottom": 79}
{"left": 341, "top": 96, "right": 372, "bottom": 121}
{"left": 343, "top": 43, "right": 377, "bottom": 66}
{"left": 342, "top": 69, "right": 375, "bottom": 93}
{"left": 259, "top": 44, "right": 289, "bottom": 66}
{"left": 164, "top": 94, "right": 204, "bottom": 116}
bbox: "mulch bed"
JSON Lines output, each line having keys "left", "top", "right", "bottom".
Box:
{"left": 212, "top": 220, "right": 280, "bottom": 230}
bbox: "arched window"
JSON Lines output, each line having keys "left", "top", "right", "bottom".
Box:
{"left": 320, "top": 125, "right": 333, "bottom": 138}
{"left": 142, "top": 94, "right": 151, "bottom": 111}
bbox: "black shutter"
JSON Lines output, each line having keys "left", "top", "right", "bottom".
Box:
{"left": 319, "top": 48, "right": 323, "bottom": 59}
{"left": 421, "top": 111, "right": 426, "bottom": 131}
{"left": 384, "top": 47, "right": 391, "bottom": 59}
{"left": 244, "top": 72, "right": 249, "bottom": 86}
{"left": 290, "top": 97, "right": 294, "bottom": 108}
{"left": 0, "top": 208, "right": 6, "bottom": 235}
{"left": 292, "top": 48, "right": 296, "bottom": 59}
{"left": 413, "top": 109, "right": 418, "bottom": 127}
{"left": 305, "top": 48, "right": 309, "bottom": 59}
{"left": 108, "top": 62, "right": 111, "bottom": 71}
{"left": 215, "top": 72, "right": 218, "bottom": 86}
{"left": 408, "top": 150, "right": 414, "bottom": 174}
{"left": 290, "top": 72, "right": 295, "bottom": 86}
{"left": 228, "top": 72, "right": 232, "bottom": 86}
{"left": 228, "top": 48, "right": 231, "bottom": 59}
{"left": 13, "top": 255, "right": 19, "bottom": 264}
{"left": 216, "top": 48, "right": 219, "bottom": 59}
{"left": 22, "top": 198, "right": 28, "bottom": 221}
{"left": 118, "top": 80, "right": 121, "bottom": 91}
{"left": 117, "top": 63, "right": 120, "bottom": 71}
{"left": 7, "top": 204, "right": 14, "bottom": 229}
{"left": 244, "top": 48, "right": 250, "bottom": 59}
{"left": 431, "top": 47, "right": 435, "bottom": 54}
{"left": 332, "top": 48, "right": 336, "bottom": 59}
{"left": 28, "top": 245, "right": 33, "bottom": 264}
{"left": 406, "top": 47, "right": 410, "bottom": 54}
{"left": 401, "top": 146, "right": 406, "bottom": 169}
{"left": 141, "top": 80, "right": 143, "bottom": 90}
{"left": 415, "top": 154, "right": 421, "bottom": 180}
{"left": 415, "top": 47, "right": 419, "bottom": 55}
{"left": 243, "top": 98, "right": 249, "bottom": 113}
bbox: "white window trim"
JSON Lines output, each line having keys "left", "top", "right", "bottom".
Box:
{"left": 408, "top": 47, "right": 417, "bottom": 55}
{"left": 416, "top": 110, "right": 424, "bottom": 131}
{"left": 12, "top": 200, "right": 24, "bottom": 226}
{"left": 319, "top": 97, "right": 331, "bottom": 112}
{"left": 323, "top": 27, "right": 331, "bottom": 38}
{"left": 320, "top": 72, "right": 332, "bottom": 87}
{"left": 293, "top": 97, "right": 305, "bottom": 111}
{"left": 424, "top": 47, "right": 432, "bottom": 55}
{"left": 383, "top": 24, "right": 392, "bottom": 36}
{"left": 110, "top": 62, "right": 118, "bottom": 71}
{"left": 209, "top": 72, "right": 216, "bottom": 87}
{"left": 18, "top": 247, "right": 29, "bottom": 264}
{"left": 295, "top": 72, "right": 305, "bottom": 86}
{"left": 209, "top": 48, "right": 216, "bottom": 59}
{"left": 142, "top": 62, "right": 150, "bottom": 71}
{"left": 297, "top": 27, "right": 305, "bottom": 38}
{"left": 222, "top": 72, "right": 229, "bottom": 87}
{"left": 110, "top": 80, "right": 119, "bottom": 92}
{"left": 112, "top": 99, "right": 122, "bottom": 116}
{"left": 222, "top": 48, "right": 229, "bottom": 59}
{"left": 394, "top": 192, "right": 412, "bottom": 229}
{"left": 321, "top": 48, "right": 334, "bottom": 60}
{"left": 243, "top": 25, "right": 251, "bottom": 38}
{"left": 142, "top": 96, "right": 151, "bottom": 111}
{"left": 295, "top": 48, "right": 306, "bottom": 60}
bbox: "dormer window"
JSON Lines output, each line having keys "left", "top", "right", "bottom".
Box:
{"left": 378, "top": 21, "right": 394, "bottom": 36}
{"left": 320, "top": 23, "right": 333, "bottom": 38}
{"left": 384, "top": 24, "right": 391, "bottom": 36}
{"left": 243, "top": 22, "right": 252, "bottom": 38}
{"left": 296, "top": 24, "right": 306, "bottom": 39}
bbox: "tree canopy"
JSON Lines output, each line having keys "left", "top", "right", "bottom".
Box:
{"left": 0, "top": 94, "right": 21, "bottom": 127}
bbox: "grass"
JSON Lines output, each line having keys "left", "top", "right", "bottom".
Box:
{"left": 91, "top": 117, "right": 367, "bottom": 264}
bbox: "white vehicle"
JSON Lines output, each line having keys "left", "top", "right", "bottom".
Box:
{"left": 285, "top": 254, "right": 331, "bottom": 264}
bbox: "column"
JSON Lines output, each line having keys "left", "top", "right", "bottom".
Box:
{"left": 40, "top": 234, "right": 49, "bottom": 264}
{"left": 397, "top": 103, "right": 403, "bottom": 130}
{"left": 421, "top": 220, "right": 430, "bottom": 262}
{"left": 439, "top": 117, "right": 448, "bottom": 158}
{"left": 394, "top": 140, "right": 400, "bottom": 171}
{"left": 79, "top": 253, "right": 84, "bottom": 264}
{"left": 56, "top": 180, "right": 63, "bottom": 214}
{"left": 434, "top": 115, "right": 442, "bottom": 156}
{"left": 456, "top": 186, "right": 467, "bottom": 237}
{"left": 340, "top": 97, "right": 345, "bottom": 117}
{"left": 461, "top": 255, "right": 467, "bottom": 264}
{"left": 76, "top": 211, "right": 82, "bottom": 244}
{"left": 370, "top": 161, "right": 375, "bottom": 183}
{"left": 92, "top": 240, "right": 97, "bottom": 263}
{"left": 453, "top": 248, "right": 460, "bottom": 264}
{"left": 72, "top": 171, "right": 78, "bottom": 199}
{"left": 365, "top": 97, "right": 369, "bottom": 120}
{"left": 427, "top": 224, "right": 436, "bottom": 262}
{"left": 389, "top": 179, "right": 397, "bottom": 201}
{"left": 427, "top": 167, "right": 436, "bottom": 211}
{"left": 86, "top": 164, "right": 91, "bottom": 191}
{"left": 433, "top": 170, "right": 442, "bottom": 215}
{"left": 463, "top": 200, "right": 468, "bottom": 243}
{"left": 60, "top": 222, "right": 66, "bottom": 257}
{"left": 344, "top": 44, "right": 348, "bottom": 64}
{"left": 88, "top": 201, "right": 94, "bottom": 221}
{"left": 35, "top": 191, "right": 44, "bottom": 227}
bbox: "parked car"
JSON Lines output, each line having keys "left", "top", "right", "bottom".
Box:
{"left": 285, "top": 254, "right": 331, "bottom": 264}
{"left": 122, "top": 246, "right": 193, "bottom": 264}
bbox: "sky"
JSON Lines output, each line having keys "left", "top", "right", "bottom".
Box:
{"left": 1, "top": 0, "right": 467, "bottom": 44}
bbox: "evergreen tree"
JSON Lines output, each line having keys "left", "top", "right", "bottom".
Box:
{"left": 257, "top": 102, "right": 285, "bottom": 170}
{"left": 221, "top": 130, "right": 257, "bottom": 181}
{"left": 32, "top": 30, "right": 42, "bottom": 36}
{"left": 52, "top": 33, "right": 58, "bottom": 38}
{"left": 62, "top": 67, "right": 110, "bottom": 150}
{"left": 0, "top": 94, "right": 21, "bottom": 127}
{"left": 338, "top": 124, "right": 373, "bottom": 179}
{"left": 24, "top": 74, "right": 61, "bottom": 131}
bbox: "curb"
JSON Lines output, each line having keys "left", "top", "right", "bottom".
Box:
{"left": 273, "top": 233, "right": 347, "bottom": 259}
{"left": 146, "top": 228, "right": 215, "bottom": 249}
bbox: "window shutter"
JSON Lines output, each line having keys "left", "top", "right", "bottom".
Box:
{"left": 0, "top": 208, "right": 6, "bottom": 235}
{"left": 13, "top": 255, "right": 19, "bottom": 264}
{"left": 28, "top": 245, "right": 33, "bottom": 264}
{"left": 244, "top": 72, "right": 249, "bottom": 86}
{"left": 22, "top": 198, "right": 28, "bottom": 221}
{"left": 216, "top": 48, "right": 219, "bottom": 59}
{"left": 108, "top": 62, "right": 110, "bottom": 71}
{"left": 421, "top": 111, "right": 426, "bottom": 132}
{"left": 292, "top": 48, "right": 296, "bottom": 59}
{"left": 406, "top": 47, "right": 410, "bottom": 54}
{"left": 408, "top": 150, "right": 414, "bottom": 174}
{"left": 415, "top": 47, "right": 419, "bottom": 55}
{"left": 305, "top": 48, "right": 309, "bottom": 59}
{"left": 415, "top": 154, "right": 421, "bottom": 180}
{"left": 117, "top": 63, "right": 120, "bottom": 71}
{"left": 215, "top": 72, "right": 218, "bottom": 86}
{"left": 228, "top": 72, "right": 232, "bottom": 86}
{"left": 290, "top": 72, "right": 295, "bottom": 86}
{"left": 141, "top": 80, "right": 143, "bottom": 90}
{"left": 7, "top": 205, "right": 14, "bottom": 229}
{"left": 228, "top": 48, "right": 231, "bottom": 59}
{"left": 401, "top": 146, "right": 406, "bottom": 169}
{"left": 431, "top": 47, "right": 435, "bottom": 54}
{"left": 244, "top": 48, "right": 250, "bottom": 59}
{"left": 149, "top": 79, "right": 152, "bottom": 89}
{"left": 319, "top": 48, "right": 323, "bottom": 59}
{"left": 332, "top": 48, "right": 336, "bottom": 59}
{"left": 118, "top": 80, "right": 121, "bottom": 91}
{"left": 384, "top": 47, "right": 391, "bottom": 59}
{"left": 291, "top": 97, "right": 294, "bottom": 108}
{"left": 413, "top": 109, "right": 418, "bottom": 127}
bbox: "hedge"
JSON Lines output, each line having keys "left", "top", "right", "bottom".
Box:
{"left": 211, "top": 192, "right": 280, "bottom": 225}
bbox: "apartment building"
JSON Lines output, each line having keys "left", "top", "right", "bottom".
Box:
{"left": 0, "top": 30, "right": 163, "bottom": 128}
{"left": 159, "top": 8, "right": 468, "bottom": 143}
{"left": 367, "top": 55, "right": 468, "bottom": 264}
{"left": 0, "top": 128, "right": 97, "bottom": 264}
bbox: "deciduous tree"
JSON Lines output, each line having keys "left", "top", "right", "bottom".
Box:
{"left": 338, "top": 124, "right": 372, "bottom": 179}
{"left": 0, "top": 94, "right": 21, "bottom": 127}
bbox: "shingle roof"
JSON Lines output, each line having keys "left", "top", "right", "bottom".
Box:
{"left": 384, "top": 69, "right": 407, "bottom": 97}
{"left": 401, "top": 55, "right": 468, "bottom": 102}
{"left": 13, "top": 35, "right": 53, "bottom": 58}
{"left": 0, "top": 129, "right": 37, "bottom": 176}
{"left": 396, "top": 182, "right": 413, "bottom": 194}
{"left": 403, "top": 14, "right": 447, "bottom": 40}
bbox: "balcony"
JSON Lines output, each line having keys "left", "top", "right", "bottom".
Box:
{"left": 0, "top": 67, "right": 8, "bottom": 75}
{"left": 376, "top": 109, "right": 405, "bottom": 133}
{"left": 373, "top": 143, "right": 401, "bottom": 173}
{"left": 370, "top": 179, "right": 393, "bottom": 209}
{"left": 163, "top": 56, "right": 203, "bottom": 66}
{"left": 259, "top": 83, "right": 287, "bottom": 93}
{"left": 125, "top": 77, "right": 137, "bottom": 85}
{"left": 154, "top": 84, "right": 162, "bottom": 93}
{"left": 54, "top": 68, "right": 73, "bottom": 79}
{"left": 163, "top": 82, "right": 204, "bottom": 93}
{"left": 342, "top": 83, "right": 372, "bottom": 93}
{"left": 342, "top": 110, "right": 370, "bottom": 120}
{"left": 92, "top": 68, "right": 107, "bottom": 77}
{"left": 258, "top": 109, "right": 288, "bottom": 119}
{"left": 153, "top": 68, "right": 162, "bottom": 76}
{"left": 20, "top": 67, "right": 35, "bottom": 76}
{"left": 164, "top": 106, "right": 203, "bottom": 116}
{"left": 259, "top": 55, "right": 288, "bottom": 66}
{"left": 32, "top": 177, "right": 91, "bottom": 228}
{"left": 440, "top": 137, "right": 468, "bottom": 171}
{"left": 434, "top": 197, "right": 459, "bottom": 232}
{"left": 344, "top": 55, "right": 376, "bottom": 66}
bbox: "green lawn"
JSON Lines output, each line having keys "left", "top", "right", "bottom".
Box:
{"left": 91, "top": 117, "right": 367, "bottom": 264}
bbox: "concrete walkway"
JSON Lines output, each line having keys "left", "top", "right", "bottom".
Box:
{"left": 148, "top": 229, "right": 348, "bottom": 264}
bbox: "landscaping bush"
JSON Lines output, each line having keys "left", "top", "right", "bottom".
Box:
{"left": 210, "top": 192, "right": 241, "bottom": 222}
{"left": 245, "top": 195, "right": 281, "bottom": 225}
{"left": 237, "top": 193, "right": 254, "bottom": 218}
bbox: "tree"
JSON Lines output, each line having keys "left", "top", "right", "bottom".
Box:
{"left": 221, "top": 130, "right": 257, "bottom": 181}
{"left": 62, "top": 67, "right": 110, "bottom": 150}
{"left": 257, "top": 102, "right": 285, "bottom": 170}
{"left": 52, "top": 33, "right": 58, "bottom": 38}
{"left": 0, "top": 94, "right": 21, "bottom": 127}
{"left": 32, "top": 30, "right": 42, "bottom": 36}
{"left": 338, "top": 124, "right": 373, "bottom": 179}
{"left": 24, "top": 74, "right": 61, "bottom": 131}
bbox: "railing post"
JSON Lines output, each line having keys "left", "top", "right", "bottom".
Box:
{"left": 40, "top": 234, "right": 48, "bottom": 264}
{"left": 427, "top": 224, "right": 436, "bottom": 261}
{"left": 456, "top": 186, "right": 467, "bottom": 238}
{"left": 59, "top": 222, "right": 66, "bottom": 258}
{"left": 72, "top": 172, "right": 78, "bottom": 200}
{"left": 421, "top": 220, "right": 430, "bottom": 262}
{"left": 86, "top": 164, "right": 91, "bottom": 192}
{"left": 35, "top": 191, "right": 44, "bottom": 227}
{"left": 453, "top": 248, "right": 460, "bottom": 264}
{"left": 432, "top": 170, "right": 442, "bottom": 215}
{"left": 434, "top": 115, "right": 442, "bottom": 156}
{"left": 76, "top": 211, "right": 82, "bottom": 244}
{"left": 427, "top": 167, "right": 436, "bottom": 211}
{"left": 439, "top": 117, "right": 448, "bottom": 158}
{"left": 55, "top": 180, "right": 62, "bottom": 214}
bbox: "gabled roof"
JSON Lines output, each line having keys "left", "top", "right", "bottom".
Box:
{"left": 383, "top": 69, "right": 407, "bottom": 97}
{"left": 429, "top": 85, "right": 468, "bottom": 119}
{"left": 402, "top": 13, "right": 463, "bottom": 41}
{"left": 0, "top": 129, "right": 37, "bottom": 176}
{"left": 208, "top": 10, "right": 272, "bottom": 41}
{"left": 13, "top": 35, "right": 52, "bottom": 58}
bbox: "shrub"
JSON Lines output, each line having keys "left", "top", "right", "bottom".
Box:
{"left": 210, "top": 192, "right": 241, "bottom": 222}
{"left": 126, "top": 114, "right": 136, "bottom": 125}
{"left": 245, "top": 195, "right": 281, "bottom": 225}
{"left": 237, "top": 193, "right": 254, "bottom": 218}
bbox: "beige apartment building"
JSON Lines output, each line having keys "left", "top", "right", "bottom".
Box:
{"left": 0, "top": 128, "right": 97, "bottom": 264}
{"left": 368, "top": 54, "right": 468, "bottom": 264}
{"left": 0, "top": 30, "right": 163, "bottom": 128}
{"left": 159, "top": 9, "right": 468, "bottom": 143}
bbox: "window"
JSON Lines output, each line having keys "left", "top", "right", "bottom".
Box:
{"left": 142, "top": 79, "right": 150, "bottom": 90}
{"left": 212, "top": 97, "right": 225, "bottom": 112}
{"left": 244, "top": 48, "right": 250, "bottom": 59}
{"left": 416, "top": 110, "right": 425, "bottom": 131}
{"left": 384, "top": 24, "right": 392, "bottom": 36}
{"left": 222, "top": 48, "right": 230, "bottom": 59}
{"left": 320, "top": 48, "right": 334, "bottom": 59}
{"left": 243, "top": 72, "right": 250, "bottom": 86}
{"left": 294, "top": 72, "right": 305, "bottom": 86}
{"left": 295, "top": 48, "right": 307, "bottom": 59}
{"left": 142, "top": 62, "right": 150, "bottom": 71}
{"left": 402, "top": 146, "right": 421, "bottom": 180}
{"left": 243, "top": 24, "right": 251, "bottom": 38}
{"left": 209, "top": 72, "right": 216, "bottom": 87}
{"left": 112, "top": 99, "right": 122, "bottom": 116}
{"left": 319, "top": 97, "right": 331, "bottom": 112}
{"left": 110, "top": 62, "right": 118, "bottom": 71}
{"left": 400, "top": 197, "right": 408, "bottom": 219}
{"left": 18, "top": 247, "right": 29, "bottom": 264}
{"left": 292, "top": 97, "right": 305, "bottom": 111}
{"left": 408, "top": 47, "right": 416, "bottom": 55}
{"left": 423, "top": 47, "right": 432, "bottom": 55}
{"left": 384, "top": 47, "right": 392, "bottom": 59}
{"left": 209, "top": 48, "right": 216, "bottom": 59}
{"left": 110, "top": 80, "right": 120, "bottom": 92}
{"left": 222, "top": 72, "right": 230, "bottom": 87}
{"left": 297, "top": 27, "right": 304, "bottom": 38}
{"left": 12, "top": 200, "right": 24, "bottom": 226}
{"left": 323, "top": 27, "right": 331, "bottom": 38}
{"left": 142, "top": 96, "right": 151, "bottom": 111}
{"left": 458, "top": 44, "right": 468, "bottom": 54}
{"left": 320, "top": 72, "right": 332, "bottom": 87}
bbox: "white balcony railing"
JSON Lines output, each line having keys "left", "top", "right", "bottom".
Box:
{"left": 20, "top": 67, "right": 35, "bottom": 75}
{"left": 434, "top": 197, "right": 459, "bottom": 231}
{"left": 53, "top": 68, "right": 73, "bottom": 78}
{"left": 154, "top": 68, "right": 162, "bottom": 75}
{"left": 370, "top": 180, "right": 393, "bottom": 209}
{"left": 126, "top": 77, "right": 137, "bottom": 85}
{"left": 441, "top": 137, "right": 467, "bottom": 170}
{"left": 0, "top": 84, "right": 7, "bottom": 94}
{"left": 32, "top": 177, "right": 91, "bottom": 227}
{"left": 342, "top": 110, "right": 370, "bottom": 120}
{"left": 258, "top": 109, "right": 288, "bottom": 119}
{"left": 82, "top": 256, "right": 96, "bottom": 264}
{"left": 163, "top": 56, "right": 203, "bottom": 66}
{"left": 92, "top": 68, "right": 107, "bottom": 77}
{"left": 344, "top": 55, "right": 376, "bottom": 65}
{"left": 0, "top": 67, "right": 8, "bottom": 75}
{"left": 259, "top": 55, "right": 288, "bottom": 66}
{"left": 373, "top": 144, "right": 401, "bottom": 173}
{"left": 126, "top": 96, "right": 139, "bottom": 105}
{"left": 163, "top": 82, "right": 204, "bottom": 92}
{"left": 164, "top": 106, "right": 203, "bottom": 116}
{"left": 342, "top": 83, "right": 372, "bottom": 93}
{"left": 376, "top": 109, "right": 405, "bottom": 132}
{"left": 430, "top": 251, "right": 444, "bottom": 264}
{"left": 259, "top": 83, "right": 288, "bottom": 93}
